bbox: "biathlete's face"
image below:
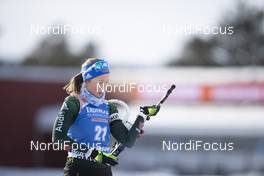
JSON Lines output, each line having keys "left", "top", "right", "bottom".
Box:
{"left": 85, "top": 74, "right": 109, "bottom": 98}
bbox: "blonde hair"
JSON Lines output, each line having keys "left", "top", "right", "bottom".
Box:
{"left": 63, "top": 58, "right": 102, "bottom": 94}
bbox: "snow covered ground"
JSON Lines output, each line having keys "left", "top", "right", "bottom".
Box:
{"left": 0, "top": 167, "right": 263, "bottom": 176}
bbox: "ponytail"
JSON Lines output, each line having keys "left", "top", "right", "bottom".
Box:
{"left": 63, "top": 73, "right": 83, "bottom": 94}
{"left": 63, "top": 57, "right": 102, "bottom": 94}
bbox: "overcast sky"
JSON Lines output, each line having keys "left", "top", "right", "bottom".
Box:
{"left": 0, "top": 0, "right": 263, "bottom": 66}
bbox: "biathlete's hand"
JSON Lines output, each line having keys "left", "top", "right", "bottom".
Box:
{"left": 139, "top": 105, "right": 160, "bottom": 121}
{"left": 95, "top": 151, "right": 118, "bottom": 166}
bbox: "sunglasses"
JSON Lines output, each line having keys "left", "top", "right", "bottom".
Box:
{"left": 94, "top": 61, "right": 109, "bottom": 72}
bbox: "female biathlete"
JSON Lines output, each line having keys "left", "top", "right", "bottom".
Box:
{"left": 52, "top": 58, "right": 160, "bottom": 176}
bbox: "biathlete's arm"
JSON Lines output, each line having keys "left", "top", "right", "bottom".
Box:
{"left": 109, "top": 102, "right": 144, "bottom": 148}
{"left": 52, "top": 96, "right": 88, "bottom": 152}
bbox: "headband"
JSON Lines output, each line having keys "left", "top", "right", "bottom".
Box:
{"left": 81, "top": 60, "right": 110, "bottom": 81}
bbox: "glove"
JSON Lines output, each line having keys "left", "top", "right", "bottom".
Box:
{"left": 139, "top": 105, "right": 160, "bottom": 121}
{"left": 94, "top": 151, "right": 118, "bottom": 166}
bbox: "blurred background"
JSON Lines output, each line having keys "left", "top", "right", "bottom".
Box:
{"left": 0, "top": 0, "right": 264, "bottom": 175}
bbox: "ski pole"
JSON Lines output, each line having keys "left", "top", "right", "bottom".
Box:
{"left": 111, "top": 84, "right": 176, "bottom": 156}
